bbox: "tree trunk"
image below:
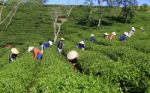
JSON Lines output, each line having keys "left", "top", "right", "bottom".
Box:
{"left": 97, "top": 18, "right": 101, "bottom": 27}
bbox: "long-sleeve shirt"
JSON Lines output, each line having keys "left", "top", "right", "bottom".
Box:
{"left": 90, "top": 36, "right": 96, "bottom": 42}
{"left": 119, "top": 34, "right": 126, "bottom": 41}
{"left": 57, "top": 41, "right": 64, "bottom": 49}
{"left": 32, "top": 48, "right": 42, "bottom": 58}
{"left": 9, "top": 53, "right": 17, "bottom": 63}
{"left": 77, "top": 44, "right": 85, "bottom": 49}
{"left": 43, "top": 42, "right": 50, "bottom": 49}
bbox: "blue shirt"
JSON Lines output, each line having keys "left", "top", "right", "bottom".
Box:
{"left": 43, "top": 42, "right": 50, "bottom": 49}
{"left": 78, "top": 44, "right": 85, "bottom": 49}
{"left": 90, "top": 36, "right": 96, "bottom": 42}
{"left": 119, "top": 34, "right": 126, "bottom": 41}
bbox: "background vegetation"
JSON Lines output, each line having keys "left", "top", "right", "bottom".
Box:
{"left": 0, "top": 3, "right": 150, "bottom": 93}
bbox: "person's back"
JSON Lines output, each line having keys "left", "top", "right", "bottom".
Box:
{"left": 9, "top": 53, "right": 17, "bottom": 63}
{"left": 78, "top": 44, "right": 85, "bottom": 49}
{"left": 32, "top": 48, "right": 42, "bottom": 60}
{"left": 9, "top": 48, "right": 19, "bottom": 63}
{"left": 43, "top": 42, "right": 50, "bottom": 49}
{"left": 90, "top": 36, "right": 96, "bottom": 42}
{"left": 57, "top": 40, "right": 64, "bottom": 49}
{"left": 119, "top": 34, "right": 126, "bottom": 41}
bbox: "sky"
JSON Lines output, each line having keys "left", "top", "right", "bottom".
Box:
{"left": 46, "top": 0, "right": 150, "bottom": 5}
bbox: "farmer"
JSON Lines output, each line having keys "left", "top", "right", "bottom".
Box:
{"left": 77, "top": 41, "right": 85, "bottom": 50}
{"left": 9, "top": 48, "right": 19, "bottom": 63}
{"left": 108, "top": 32, "right": 116, "bottom": 40}
{"left": 57, "top": 38, "right": 65, "bottom": 53}
{"left": 141, "top": 27, "right": 144, "bottom": 32}
{"left": 28, "top": 47, "right": 43, "bottom": 60}
{"left": 128, "top": 27, "right": 136, "bottom": 37}
{"left": 67, "top": 50, "right": 83, "bottom": 73}
{"left": 119, "top": 32, "right": 128, "bottom": 41}
{"left": 104, "top": 33, "right": 109, "bottom": 39}
{"left": 39, "top": 40, "right": 53, "bottom": 54}
{"left": 89, "top": 34, "right": 96, "bottom": 42}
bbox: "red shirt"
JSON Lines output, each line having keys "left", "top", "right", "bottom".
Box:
{"left": 32, "top": 48, "right": 41, "bottom": 58}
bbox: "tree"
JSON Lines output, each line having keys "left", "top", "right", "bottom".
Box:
{"left": 97, "top": 0, "right": 105, "bottom": 27}
{"left": 0, "top": 0, "right": 23, "bottom": 28}
{"left": 105, "top": 0, "right": 138, "bottom": 23}
{"left": 50, "top": 1, "right": 77, "bottom": 43}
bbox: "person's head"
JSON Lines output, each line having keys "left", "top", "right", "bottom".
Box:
{"left": 28, "top": 47, "right": 34, "bottom": 52}
{"left": 79, "top": 41, "right": 84, "bottom": 45}
{"left": 48, "top": 41, "right": 53, "bottom": 46}
{"left": 90, "top": 34, "right": 95, "bottom": 37}
{"left": 11, "top": 48, "right": 19, "bottom": 55}
{"left": 112, "top": 32, "right": 116, "bottom": 36}
{"left": 60, "top": 38, "right": 65, "bottom": 41}
{"left": 67, "top": 50, "right": 79, "bottom": 61}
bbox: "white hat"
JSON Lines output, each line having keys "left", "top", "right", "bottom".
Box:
{"left": 104, "top": 33, "right": 109, "bottom": 36}
{"left": 90, "top": 34, "right": 95, "bottom": 37}
{"left": 60, "top": 38, "right": 65, "bottom": 41}
{"left": 49, "top": 41, "right": 53, "bottom": 45}
{"left": 124, "top": 32, "right": 128, "bottom": 36}
{"left": 79, "top": 41, "right": 84, "bottom": 44}
{"left": 67, "top": 50, "right": 78, "bottom": 60}
{"left": 11, "top": 48, "right": 19, "bottom": 54}
{"left": 141, "top": 27, "right": 143, "bottom": 30}
{"left": 28, "top": 47, "right": 34, "bottom": 52}
{"left": 112, "top": 32, "right": 116, "bottom": 35}
{"left": 131, "top": 27, "right": 135, "bottom": 31}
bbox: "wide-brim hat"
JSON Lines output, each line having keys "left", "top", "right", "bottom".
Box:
{"left": 49, "top": 41, "right": 53, "bottom": 45}
{"left": 67, "top": 50, "right": 78, "bottom": 60}
{"left": 104, "top": 33, "right": 109, "bottom": 36}
{"left": 28, "top": 47, "right": 34, "bottom": 52}
{"left": 131, "top": 27, "right": 135, "bottom": 31}
{"left": 90, "top": 34, "right": 95, "bottom": 37}
{"left": 124, "top": 32, "right": 128, "bottom": 36}
{"left": 79, "top": 41, "right": 84, "bottom": 44}
{"left": 60, "top": 38, "right": 65, "bottom": 41}
{"left": 11, "top": 48, "right": 19, "bottom": 54}
{"left": 112, "top": 32, "right": 116, "bottom": 35}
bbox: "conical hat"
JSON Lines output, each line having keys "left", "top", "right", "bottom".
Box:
{"left": 131, "top": 27, "right": 135, "bottom": 31}
{"left": 60, "top": 38, "right": 65, "bottom": 41}
{"left": 79, "top": 41, "right": 84, "bottom": 44}
{"left": 49, "top": 41, "right": 53, "bottom": 45}
{"left": 28, "top": 47, "right": 34, "bottom": 52}
{"left": 104, "top": 33, "right": 109, "bottom": 35}
{"left": 67, "top": 50, "right": 78, "bottom": 60}
{"left": 112, "top": 32, "right": 116, "bottom": 35}
{"left": 124, "top": 32, "right": 128, "bottom": 36}
{"left": 11, "top": 48, "right": 19, "bottom": 54}
{"left": 90, "top": 34, "right": 95, "bottom": 37}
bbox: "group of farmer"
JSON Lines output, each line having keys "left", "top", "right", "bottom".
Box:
{"left": 8, "top": 26, "right": 144, "bottom": 69}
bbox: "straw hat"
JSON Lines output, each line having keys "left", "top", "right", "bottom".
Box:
{"left": 67, "top": 50, "right": 78, "bottom": 60}
{"left": 141, "top": 27, "right": 143, "bottom": 30}
{"left": 60, "top": 38, "right": 65, "bottom": 41}
{"left": 104, "top": 33, "right": 109, "bottom": 36}
{"left": 49, "top": 41, "right": 53, "bottom": 45}
{"left": 79, "top": 41, "right": 84, "bottom": 44}
{"left": 28, "top": 47, "right": 34, "bottom": 52}
{"left": 124, "top": 32, "right": 128, "bottom": 36}
{"left": 90, "top": 34, "right": 95, "bottom": 37}
{"left": 131, "top": 27, "right": 135, "bottom": 31}
{"left": 11, "top": 48, "right": 19, "bottom": 54}
{"left": 112, "top": 32, "right": 116, "bottom": 35}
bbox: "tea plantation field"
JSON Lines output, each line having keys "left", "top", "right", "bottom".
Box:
{"left": 0, "top": 4, "right": 150, "bottom": 93}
